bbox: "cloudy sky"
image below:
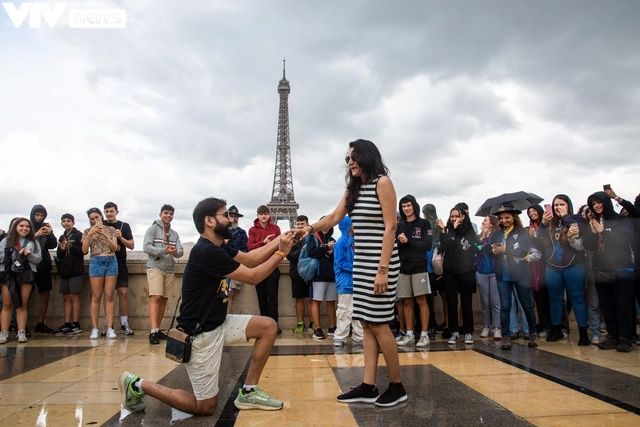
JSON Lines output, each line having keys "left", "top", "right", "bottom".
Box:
{"left": 1, "top": 0, "right": 639, "bottom": 244}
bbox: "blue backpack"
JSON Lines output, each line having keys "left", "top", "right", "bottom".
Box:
{"left": 297, "top": 234, "right": 320, "bottom": 281}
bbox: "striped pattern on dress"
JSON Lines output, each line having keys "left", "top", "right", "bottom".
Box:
{"left": 350, "top": 176, "right": 400, "bottom": 323}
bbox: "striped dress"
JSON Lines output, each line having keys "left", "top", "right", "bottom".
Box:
{"left": 350, "top": 176, "right": 400, "bottom": 323}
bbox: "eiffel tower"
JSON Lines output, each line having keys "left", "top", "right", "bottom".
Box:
{"left": 267, "top": 60, "right": 299, "bottom": 229}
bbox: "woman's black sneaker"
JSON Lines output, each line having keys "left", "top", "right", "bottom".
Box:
{"left": 375, "top": 382, "right": 408, "bottom": 407}
{"left": 149, "top": 332, "right": 160, "bottom": 345}
{"left": 337, "top": 383, "right": 379, "bottom": 403}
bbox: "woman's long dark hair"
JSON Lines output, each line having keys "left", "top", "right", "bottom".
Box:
{"left": 446, "top": 207, "right": 474, "bottom": 236}
{"left": 345, "top": 139, "right": 389, "bottom": 213}
{"left": 6, "top": 217, "right": 35, "bottom": 249}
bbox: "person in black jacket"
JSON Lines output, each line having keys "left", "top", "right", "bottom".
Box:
{"left": 53, "top": 214, "right": 84, "bottom": 335}
{"left": 30, "top": 204, "right": 58, "bottom": 334}
{"left": 307, "top": 223, "right": 337, "bottom": 340}
{"left": 436, "top": 204, "right": 478, "bottom": 345}
{"left": 226, "top": 205, "right": 248, "bottom": 313}
{"left": 287, "top": 215, "right": 312, "bottom": 334}
{"left": 587, "top": 191, "right": 635, "bottom": 352}
{"left": 604, "top": 187, "right": 640, "bottom": 342}
{"left": 396, "top": 195, "right": 432, "bottom": 347}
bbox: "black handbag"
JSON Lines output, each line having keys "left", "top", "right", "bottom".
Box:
{"left": 165, "top": 297, "right": 214, "bottom": 363}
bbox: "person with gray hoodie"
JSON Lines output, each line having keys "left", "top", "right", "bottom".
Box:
{"left": 143, "top": 204, "right": 184, "bottom": 344}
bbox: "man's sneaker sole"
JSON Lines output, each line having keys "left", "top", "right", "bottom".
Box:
{"left": 233, "top": 400, "right": 283, "bottom": 411}
{"left": 374, "top": 393, "right": 408, "bottom": 407}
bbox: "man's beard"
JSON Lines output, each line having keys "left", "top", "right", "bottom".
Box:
{"left": 215, "top": 221, "right": 232, "bottom": 239}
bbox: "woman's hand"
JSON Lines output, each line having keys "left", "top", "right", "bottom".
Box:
{"left": 491, "top": 243, "right": 505, "bottom": 255}
{"left": 590, "top": 218, "right": 604, "bottom": 234}
{"left": 567, "top": 223, "right": 580, "bottom": 239}
{"left": 374, "top": 272, "right": 388, "bottom": 295}
{"left": 436, "top": 218, "right": 445, "bottom": 232}
{"left": 542, "top": 210, "right": 553, "bottom": 225}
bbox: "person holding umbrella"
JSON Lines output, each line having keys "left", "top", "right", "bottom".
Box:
{"left": 491, "top": 203, "right": 540, "bottom": 350}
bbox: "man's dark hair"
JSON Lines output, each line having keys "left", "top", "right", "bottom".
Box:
{"left": 296, "top": 215, "right": 308, "bottom": 223}
{"left": 104, "top": 201, "right": 118, "bottom": 211}
{"left": 160, "top": 204, "right": 175, "bottom": 214}
{"left": 193, "top": 198, "right": 227, "bottom": 234}
{"left": 61, "top": 213, "right": 75, "bottom": 222}
{"left": 257, "top": 205, "right": 270, "bottom": 215}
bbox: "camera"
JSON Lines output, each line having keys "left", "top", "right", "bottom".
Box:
{"left": 12, "top": 259, "right": 24, "bottom": 272}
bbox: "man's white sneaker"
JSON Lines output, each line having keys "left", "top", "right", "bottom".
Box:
{"left": 464, "top": 333, "right": 474, "bottom": 344}
{"left": 106, "top": 328, "right": 117, "bottom": 339}
{"left": 0, "top": 331, "right": 8, "bottom": 344}
{"left": 90, "top": 328, "right": 100, "bottom": 339}
{"left": 480, "top": 328, "right": 490, "bottom": 338}
{"left": 447, "top": 332, "right": 459, "bottom": 345}
{"left": 416, "top": 335, "right": 430, "bottom": 347}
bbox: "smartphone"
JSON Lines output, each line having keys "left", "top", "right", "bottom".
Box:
{"left": 603, "top": 184, "right": 611, "bottom": 191}
{"left": 544, "top": 204, "right": 552, "bottom": 215}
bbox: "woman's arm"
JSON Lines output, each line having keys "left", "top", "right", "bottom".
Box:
{"left": 374, "top": 176, "right": 397, "bottom": 294}
{"left": 305, "top": 191, "right": 349, "bottom": 235}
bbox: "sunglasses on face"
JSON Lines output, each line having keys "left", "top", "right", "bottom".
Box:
{"left": 345, "top": 155, "right": 356, "bottom": 164}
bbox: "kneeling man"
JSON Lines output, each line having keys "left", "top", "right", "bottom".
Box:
{"left": 119, "top": 197, "right": 293, "bottom": 416}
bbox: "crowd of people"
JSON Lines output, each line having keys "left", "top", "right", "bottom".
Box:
{"left": 0, "top": 202, "right": 183, "bottom": 344}
{"left": 1, "top": 139, "right": 638, "bottom": 416}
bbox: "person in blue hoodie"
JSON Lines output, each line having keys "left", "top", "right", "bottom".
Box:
{"left": 333, "top": 216, "right": 363, "bottom": 346}
{"left": 587, "top": 191, "right": 635, "bottom": 352}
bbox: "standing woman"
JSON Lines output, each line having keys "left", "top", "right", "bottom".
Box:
{"left": 436, "top": 205, "right": 479, "bottom": 345}
{"left": 539, "top": 195, "right": 594, "bottom": 345}
{"left": 0, "top": 218, "right": 42, "bottom": 343}
{"left": 491, "top": 203, "right": 540, "bottom": 350}
{"left": 476, "top": 215, "right": 501, "bottom": 340}
{"left": 301, "top": 139, "right": 406, "bottom": 407}
{"left": 82, "top": 208, "right": 118, "bottom": 339}
{"left": 587, "top": 192, "right": 635, "bottom": 352}
{"left": 526, "top": 205, "right": 551, "bottom": 338}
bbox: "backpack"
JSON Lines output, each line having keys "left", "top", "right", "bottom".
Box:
{"left": 297, "top": 233, "right": 321, "bottom": 281}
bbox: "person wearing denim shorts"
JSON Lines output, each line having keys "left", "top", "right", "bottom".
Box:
{"left": 82, "top": 208, "right": 118, "bottom": 340}
{"left": 119, "top": 197, "right": 294, "bottom": 416}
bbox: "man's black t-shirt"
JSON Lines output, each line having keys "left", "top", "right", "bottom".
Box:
{"left": 177, "top": 237, "right": 240, "bottom": 334}
{"left": 104, "top": 220, "right": 133, "bottom": 264}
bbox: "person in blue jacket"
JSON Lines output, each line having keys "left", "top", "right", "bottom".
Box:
{"left": 333, "top": 216, "right": 363, "bottom": 346}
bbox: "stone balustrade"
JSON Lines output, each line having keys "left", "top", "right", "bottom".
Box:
{"left": 27, "top": 250, "right": 482, "bottom": 331}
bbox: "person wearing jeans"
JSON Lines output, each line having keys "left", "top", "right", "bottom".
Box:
{"left": 476, "top": 215, "right": 500, "bottom": 339}
{"left": 491, "top": 203, "right": 540, "bottom": 350}
{"left": 539, "top": 195, "right": 595, "bottom": 346}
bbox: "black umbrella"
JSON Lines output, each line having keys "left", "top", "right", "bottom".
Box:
{"left": 475, "top": 191, "right": 544, "bottom": 217}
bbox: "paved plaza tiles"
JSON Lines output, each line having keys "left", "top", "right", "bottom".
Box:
{"left": 0, "top": 330, "right": 638, "bottom": 426}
